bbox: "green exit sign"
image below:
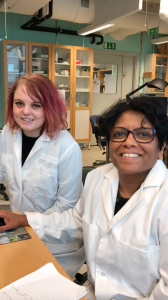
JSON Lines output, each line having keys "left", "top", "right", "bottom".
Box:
{"left": 148, "top": 27, "right": 159, "bottom": 35}
{"left": 104, "top": 42, "right": 116, "bottom": 50}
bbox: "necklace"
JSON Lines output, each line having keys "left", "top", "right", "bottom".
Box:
{"left": 116, "top": 191, "right": 122, "bottom": 202}
{"left": 116, "top": 190, "right": 130, "bottom": 202}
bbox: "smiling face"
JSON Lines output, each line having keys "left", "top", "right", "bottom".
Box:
{"left": 109, "top": 110, "right": 165, "bottom": 180}
{"left": 13, "top": 84, "right": 45, "bottom": 137}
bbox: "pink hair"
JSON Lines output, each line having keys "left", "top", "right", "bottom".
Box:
{"left": 6, "top": 73, "right": 68, "bottom": 139}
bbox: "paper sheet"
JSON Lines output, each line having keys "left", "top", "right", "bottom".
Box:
{"left": 105, "top": 74, "right": 117, "bottom": 93}
{"left": 93, "top": 79, "right": 100, "bottom": 93}
{"left": 0, "top": 263, "right": 87, "bottom": 300}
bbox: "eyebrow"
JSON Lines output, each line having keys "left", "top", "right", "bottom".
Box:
{"left": 14, "top": 99, "right": 41, "bottom": 104}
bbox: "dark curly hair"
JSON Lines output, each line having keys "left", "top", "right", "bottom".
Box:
{"left": 99, "top": 96, "right": 168, "bottom": 150}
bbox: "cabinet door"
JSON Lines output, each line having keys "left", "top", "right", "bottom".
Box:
{"left": 29, "top": 42, "right": 51, "bottom": 79}
{"left": 4, "top": 40, "right": 28, "bottom": 101}
{"left": 73, "top": 47, "right": 93, "bottom": 141}
{"left": 51, "top": 45, "right": 73, "bottom": 131}
{"left": 153, "top": 54, "right": 168, "bottom": 96}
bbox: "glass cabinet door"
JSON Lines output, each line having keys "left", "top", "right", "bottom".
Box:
{"left": 52, "top": 45, "right": 72, "bottom": 109}
{"left": 154, "top": 56, "right": 167, "bottom": 95}
{"left": 75, "top": 48, "right": 93, "bottom": 108}
{"left": 74, "top": 47, "right": 93, "bottom": 141}
{"left": 5, "top": 41, "right": 28, "bottom": 92}
{"left": 29, "top": 42, "right": 51, "bottom": 79}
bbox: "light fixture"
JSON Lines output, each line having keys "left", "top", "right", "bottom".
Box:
{"left": 159, "top": 0, "right": 168, "bottom": 24}
{"left": 126, "top": 78, "right": 168, "bottom": 98}
{"left": 151, "top": 36, "right": 168, "bottom": 45}
{"left": 78, "top": 24, "right": 115, "bottom": 36}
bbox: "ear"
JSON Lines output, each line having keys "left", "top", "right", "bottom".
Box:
{"left": 158, "top": 142, "right": 167, "bottom": 160}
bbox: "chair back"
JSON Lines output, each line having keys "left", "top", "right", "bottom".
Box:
{"left": 82, "top": 166, "right": 95, "bottom": 185}
{"left": 90, "top": 115, "right": 100, "bottom": 134}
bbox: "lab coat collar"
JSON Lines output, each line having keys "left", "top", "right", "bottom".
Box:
{"left": 101, "top": 160, "right": 167, "bottom": 227}
{"left": 13, "top": 128, "right": 22, "bottom": 189}
{"left": 24, "top": 131, "right": 52, "bottom": 160}
{"left": 13, "top": 128, "right": 51, "bottom": 164}
{"left": 101, "top": 166, "right": 119, "bottom": 221}
{"left": 143, "top": 159, "right": 167, "bottom": 188}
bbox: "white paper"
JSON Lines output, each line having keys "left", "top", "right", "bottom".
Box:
{"left": 105, "top": 74, "right": 117, "bottom": 93}
{"left": 93, "top": 79, "right": 100, "bottom": 93}
{"left": 0, "top": 263, "right": 87, "bottom": 300}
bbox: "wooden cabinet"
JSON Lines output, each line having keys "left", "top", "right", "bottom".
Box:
{"left": 0, "top": 40, "right": 93, "bottom": 142}
{"left": 0, "top": 39, "right": 29, "bottom": 127}
{"left": 144, "top": 54, "right": 168, "bottom": 97}
{"left": 51, "top": 45, "right": 93, "bottom": 142}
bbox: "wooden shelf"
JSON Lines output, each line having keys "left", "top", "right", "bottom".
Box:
{"left": 76, "top": 64, "right": 90, "bottom": 67}
{"left": 93, "top": 69, "right": 112, "bottom": 72}
{"left": 55, "top": 75, "right": 70, "bottom": 77}
{"left": 76, "top": 90, "right": 90, "bottom": 92}
{"left": 7, "top": 56, "right": 25, "bottom": 60}
{"left": 55, "top": 63, "right": 70, "bottom": 65}
{"left": 32, "top": 57, "right": 48, "bottom": 60}
{"left": 76, "top": 76, "right": 90, "bottom": 78}
{"left": 156, "top": 65, "right": 167, "bottom": 67}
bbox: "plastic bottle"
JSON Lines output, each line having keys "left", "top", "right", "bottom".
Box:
{"left": 55, "top": 50, "right": 58, "bottom": 63}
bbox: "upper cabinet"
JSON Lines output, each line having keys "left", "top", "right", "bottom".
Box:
{"left": 144, "top": 54, "right": 168, "bottom": 96}
{"left": 29, "top": 42, "right": 52, "bottom": 79}
{"left": 51, "top": 45, "right": 93, "bottom": 141}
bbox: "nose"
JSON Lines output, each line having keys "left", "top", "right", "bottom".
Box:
{"left": 22, "top": 105, "right": 31, "bottom": 115}
{"left": 123, "top": 131, "right": 137, "bottom": 146}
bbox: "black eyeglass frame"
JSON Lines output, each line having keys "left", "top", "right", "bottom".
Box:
{"left": 109, "top": 127, "right": 157, "bottom": 144}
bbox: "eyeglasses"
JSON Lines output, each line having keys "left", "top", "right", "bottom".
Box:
{"left": 109, "top": 127, "right": 157, "bottom": 143}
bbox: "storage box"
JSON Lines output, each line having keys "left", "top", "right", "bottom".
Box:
{"left": 80, "top": 69, "right": 90, "bottom": 76}
{"left": 76, "top": 59, "right": 81, "bottom": 64}
{"left": 41, "top": 54, "right": 48, "bottom": 58}
{"left": 59, "top": 69, "right": 70, "bottom": 76}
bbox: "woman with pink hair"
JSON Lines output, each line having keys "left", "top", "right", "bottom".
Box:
{"left": 0, "top": 73, "right": 83, "bottom": 278}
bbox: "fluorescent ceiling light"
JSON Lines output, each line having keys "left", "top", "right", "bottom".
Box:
{"left": 78, "top": 24, "right": 115, "bottom": 36}
{"left": 151, "top": 36, "right": 168, "bottom": 44}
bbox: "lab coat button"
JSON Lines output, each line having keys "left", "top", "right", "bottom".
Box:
{"left": 101, "top": 272, "right": 105, "bottom": 276}
{"left": 25, "top": 165, "right": 28, "bottom": 169}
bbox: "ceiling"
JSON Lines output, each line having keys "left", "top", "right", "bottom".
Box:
{"left": 0, "top": 0, "right": 167, "bottom": 39}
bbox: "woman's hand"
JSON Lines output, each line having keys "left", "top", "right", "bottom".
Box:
{"left": 0, "top": 210, "right": 29, "bottom": 233}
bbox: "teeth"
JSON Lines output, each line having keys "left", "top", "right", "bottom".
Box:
{"left": 22, "top": 119, "right": 33, "bottom": 121}
{"left": 122, "top": 153, "right": 140, "bottom": 157}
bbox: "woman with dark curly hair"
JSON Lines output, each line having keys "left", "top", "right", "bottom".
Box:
{"left": 0, "top": 73, "right": 83, "bottom": 278}
{"left": 1, "top": 96, "right": 168, "bottom": 299}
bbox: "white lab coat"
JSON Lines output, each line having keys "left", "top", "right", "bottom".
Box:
{"left": 0, "top": 125, "right": 84, "bottom": 278}
{"left": 34, "top": 159, "right": 168, "bottom": 300}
